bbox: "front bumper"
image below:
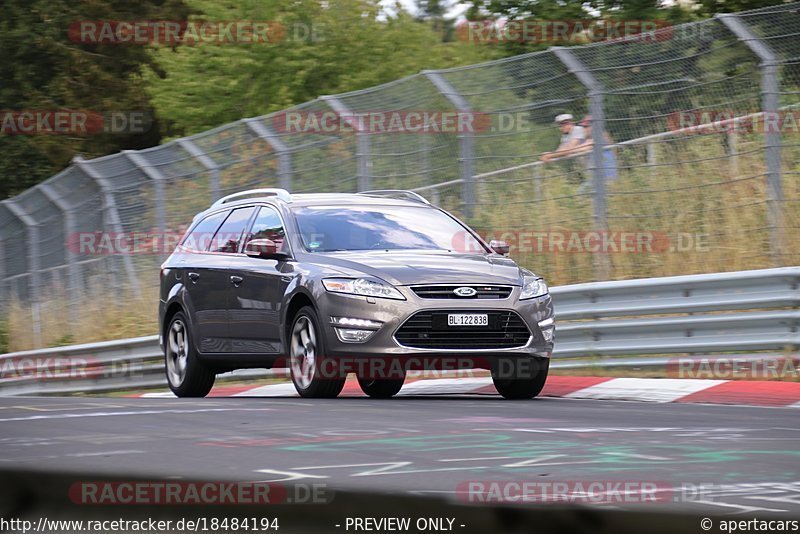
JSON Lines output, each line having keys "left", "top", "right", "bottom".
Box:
{"left": 315, "top": 285, "right": 554, "bottom": 361}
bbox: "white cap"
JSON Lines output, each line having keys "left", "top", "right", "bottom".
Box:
{"left": 554, "top": 113, "right": 573, "bottom": 124}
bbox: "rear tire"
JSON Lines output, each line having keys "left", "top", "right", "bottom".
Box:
{"left": 491, "top": 358, "right": 549, "bottom": 399}
{"left": 165, "top": 312, "right": 215, "bottom": 398}
{"left": 357, "top": 375, "right": 405, "bottom": 398}
{"left": 289, "top": 306, "right": 345, "bottom": 398}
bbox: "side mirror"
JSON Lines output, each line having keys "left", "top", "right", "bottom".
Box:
{"left": 489, "top": 239, "right": 510, "bottom": 256}
{"left": 244, "top": 239, "right": 288, "bottom": 260}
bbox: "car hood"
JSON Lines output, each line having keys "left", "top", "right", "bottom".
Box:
{"left": 310, "top": 250, "right": 529, "bottom": 286}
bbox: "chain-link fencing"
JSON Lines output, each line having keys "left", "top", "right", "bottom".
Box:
{"left": 1, "top": 4, "right": 799, "bottom": 349}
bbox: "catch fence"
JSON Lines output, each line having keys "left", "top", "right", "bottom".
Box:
{"left": 1, "top": 4, "right": 799, "bottom": 348}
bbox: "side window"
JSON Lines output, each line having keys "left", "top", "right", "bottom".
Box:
{"left": 244, "top": 206, "right": 287, "bottom": 253}
{"left": 181, "top": 211, "right": 228, "bottom": 252}
{"left": 209, "top": 207, "right": 256, "bottom": 253}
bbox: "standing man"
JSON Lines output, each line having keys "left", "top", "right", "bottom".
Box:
{"left": 540, "top": 114, "right": 585, "bottom": 162}
{"left": 576, "top": 115, "right": 617, "bottom": 182}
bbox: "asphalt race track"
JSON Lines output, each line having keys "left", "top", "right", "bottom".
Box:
{"left": 1, "top": 394, "right": 799, "bottom": 515}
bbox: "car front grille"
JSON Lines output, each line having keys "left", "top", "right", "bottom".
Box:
{"left": 394, "top": 310, "right": 531, "bottom": 350}
{"left": 410, "top": 285, "right": 513, "bottom": 299}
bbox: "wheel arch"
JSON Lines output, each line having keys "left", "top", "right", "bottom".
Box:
{"left": 282, "top": 291, "right": 317, "bottom": 353}
{"left": 162, "top": 302, "right": 186, "bottom": 341}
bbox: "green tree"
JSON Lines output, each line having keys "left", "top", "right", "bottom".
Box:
{"left": 146, "top": 0, "right": 492, "bottom": 136}
{"left": 694, "top": 0, "right": 789, "bottom": 16}
{"left": 416, "top": 0, "right": 457, "bottom": 41}
{"left": 0, "top": 0, "right": 192, "bottom": 199}
{"left": 460, "top": 0, "right": 791, "bottom": 57}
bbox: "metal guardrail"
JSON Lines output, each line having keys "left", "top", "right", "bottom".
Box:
{"left": 1, "top": 267, "right": 798, "bottom": 396}
{"left": 550, "top": 266, "right": 800, "bottom": 357}
{"left": 0, "top": 336, "right": 286, "bottom": 396}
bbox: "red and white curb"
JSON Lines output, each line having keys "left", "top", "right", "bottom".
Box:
{"left": 139, "top": 376, "right": 800, "bottom": 407}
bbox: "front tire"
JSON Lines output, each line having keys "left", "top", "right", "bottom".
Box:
{"left": 289, "top": 306, "right": 345, "bottom": 398}
{"left": 491, "top": 358, "right": 549, "bottom": 399}
{"left": 165, "top": 312, "right": 215, "bottom": 397}
{"left": 357, "top": 375, "right": 405, "bottom": 398}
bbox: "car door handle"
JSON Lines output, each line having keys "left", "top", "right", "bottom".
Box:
{"left": 188, "top": 272, "right": 200, "bottom": 282}
{"left": 230, "top": 275, "right": 243, "bottom": 286}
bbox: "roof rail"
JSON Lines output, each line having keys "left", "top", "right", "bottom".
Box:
{"left": 357, "top": 190, "right": 430, "bottom": 205}
{"left": 211, "top": 188, "right": 292, "bottom": 208}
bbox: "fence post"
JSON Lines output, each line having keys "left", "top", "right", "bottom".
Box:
{"left": 728, "top": 129, "right": 739, "bottom": 177}
{"left": 533, "top": 163, "right": 543, "bottom": 200}
{"left": 243, "top": 118, "right": 293, "bottom": 191}
{"left": 322, "top": 96, "right": 371, "bottom": 192}
{"left": 38, "top": 183, "right": 81, "bottom": 327}
{"left": 2, "top": 200, "right": 42, "bottom": 347}
{"left": 552, "top": 47, "right": 610, "bottom": 281}
{"left": 420, "top": 133, "right": 431, "bottom": 187}
{"left": 430, "top": 187, "right": 441, "bottom": 206}
{"left": 646, "top": 142, "right": 657, "bottom": 178}
{"left": 718, "top": 14, "right": 783, "bottom": 266}
{"left": 124, "top": 151, "right": 167, "bottom": 233}
{"left": 178, "top": 138, "right": 221, "bottom": 202}
{"left": 73, "top": 156, "right": 140, "bottom": 295}
{"left": 423, "top": 70, "right": 475, "bottom": 218}
{"left": 0, "top": 230, "right": 5, "bottom": 315}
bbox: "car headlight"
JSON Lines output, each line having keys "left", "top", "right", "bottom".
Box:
{"left": 322, "top": 278, "right": 406, "bottom": 300}
{"left": 520, "top": 277, "right": 548, "bottom": 300}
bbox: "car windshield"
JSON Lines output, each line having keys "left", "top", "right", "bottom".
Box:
{"left": 291, "top": 205, "right": 486, "bottom": 253}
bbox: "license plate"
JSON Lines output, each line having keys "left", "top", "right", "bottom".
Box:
{"left": 447, "top": 313, "right": 489, "bottom": 326}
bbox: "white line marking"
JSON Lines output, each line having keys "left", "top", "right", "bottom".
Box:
{"left": 0, "top": 407, "right": 273, "bottom": 423}
{"left": 687, "top": 499, "right": 787, "bottom": 513}
{"left": 285, "top": 462, "right": 490, "bottom": 477}
{"left": 253, "top": 469, "right": 328, "bottom": 482}
{"left": 399, "top": 377, "right": 492, "bottom": 395}
{"left": 502, "top": 454, "right": 567, "bottom": 468}
{"left": 65, "top": 450, "right": 144, "bottom": 457}
{"left": 290, "top": 462, "right": 413, "bottom": 477}
{"left": 233, "top": 383, "right": 299, "bottom": 397}
{"left": 602, "top": 452, "right": 672, "bottom": 461}
{"left": 565, "top": 378, "right": 726, "bottom": 403}
{"left": 439, "top": 456, "right": 512, "bottom": 462}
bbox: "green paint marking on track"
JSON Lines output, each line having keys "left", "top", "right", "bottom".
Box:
{"left": 281, "top": 433, "right": 515, "bottom": 452}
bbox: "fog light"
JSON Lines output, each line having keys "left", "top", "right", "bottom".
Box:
{"left": 330, "top": 316, "right": 382, "bottom": 328}
{"left": 541, "top": 328, "right": 554, "bottom": 343}
{"left": 335, "top": 328, "right": 376, "bottom": 343}
{"left": 538, "top": 317, "right": 555, "bottom": 343}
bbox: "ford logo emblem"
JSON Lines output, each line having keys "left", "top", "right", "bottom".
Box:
{"left": 453, "top": 287, "right": 477, "bottom": 297}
